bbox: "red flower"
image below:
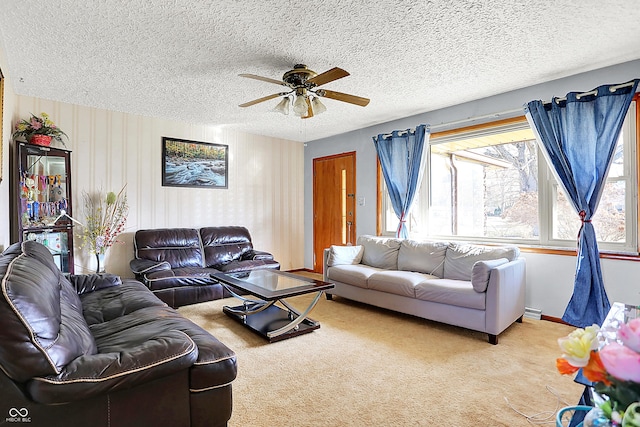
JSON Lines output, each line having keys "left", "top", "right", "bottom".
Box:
{"left": 583, "top": 351, "right": 612, "bottom": 386}
{"left": 556, "top": 357, "right": 579, "bottom": 375}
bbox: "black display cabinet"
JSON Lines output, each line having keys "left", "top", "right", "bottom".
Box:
{"left": 11, "top": 142, "right": 74, "bottom": 274}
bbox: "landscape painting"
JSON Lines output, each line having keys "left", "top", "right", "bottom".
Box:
{"left": 162, "top": 137, "right": 228, "bottom": 188}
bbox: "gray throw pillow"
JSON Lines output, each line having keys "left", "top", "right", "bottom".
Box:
{"left": 444, "top": 243, "right": 519, "bottom": 280}
{"left": 357, "top": 235, "right": 401, "bottom": 269}
{"left": 397, "top": 240, "right": 448, "bottom": 277}
{"left": 327, "top": 245, "right": 364, "bottom": 266}
{"left": 471, "top": 258, "right": 509, "bottom": 292}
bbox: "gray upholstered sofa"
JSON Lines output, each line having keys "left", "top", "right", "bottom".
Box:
{"left": 323, "top": 235, "right": 526, "bottom": 344}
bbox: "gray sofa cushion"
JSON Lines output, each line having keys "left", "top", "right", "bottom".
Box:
{"left": 326, "top": 264, "right": 383, "bottom": 289}
{"left": 443, "top": 243, "right": 520, "bottom": 281}
{"left": 397, "top": 240, "right": 448, "bottom": 277}
{"left": 327, "top": 245, "right": 364, "bottom": 266}
{"left": 367, "top": 270, "right": 437, "bottom": 298}
{"left": 471, "top": 258, "right": 509, "bottom": 292}
{"left": 414, "top": 278, "right": 486, "bottom": 310}
{"left": 357, "top": 235, "right": 401, "bottom": 269}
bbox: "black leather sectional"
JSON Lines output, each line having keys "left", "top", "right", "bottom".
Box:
{"left": 130, "top": 226, "right": 280, "bottom": 308}
{"left": 0, "top": 240, "right": 237, "bottom": 427}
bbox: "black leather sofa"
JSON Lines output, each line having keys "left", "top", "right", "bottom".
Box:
{"left": 130, "top": 226, "right": 280, "bottom": 308}
{"left": 0, "top": 241, "right": 237, "bottom": 427}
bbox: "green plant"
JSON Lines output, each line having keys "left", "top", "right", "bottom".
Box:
{"left": 12, "top": 112, "right": 68, "bottom": 146}
{"left": 81, "top": 186, "right": 129, "bottom": 255}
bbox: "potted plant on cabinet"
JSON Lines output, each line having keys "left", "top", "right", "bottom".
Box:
{"left": 12, "top": 112, "right": 68, "bottom": 147}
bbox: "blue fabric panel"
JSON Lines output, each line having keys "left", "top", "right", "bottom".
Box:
{"left": 373, "top": 124, "right": 428, "bottom": 238}
{"left": 526, "top": 79, "right": 639, "bottom": 327}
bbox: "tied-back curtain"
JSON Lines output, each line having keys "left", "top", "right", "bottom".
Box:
{"left": 373, "top": 124, "right": 429, "bottom": 239}
{"left": 525, "top": 79, "right": 639, "bottom": 327}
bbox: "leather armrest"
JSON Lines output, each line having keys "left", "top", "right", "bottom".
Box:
{"left": 243, "top": 250, "right": 274, "bottom": 261}
{"left": 130, "top": 258, "right": 172, "bottom": 275}
{"left": 69, "top": 273, "right": 122, "bottom": 295}
{"left": 27, "top": 330, "right": 198, "bottom": 404}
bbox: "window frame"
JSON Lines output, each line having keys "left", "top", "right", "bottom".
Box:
{"left": 377, "top": 94, "right": 640, "bottom": 256}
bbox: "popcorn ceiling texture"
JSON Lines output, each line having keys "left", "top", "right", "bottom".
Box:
{"left": 0, "top": 0, "right": 639, "bottom": 142}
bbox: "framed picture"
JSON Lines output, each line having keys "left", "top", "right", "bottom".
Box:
{"left": 162, "top": 137, "right": 228, "bottom": 188}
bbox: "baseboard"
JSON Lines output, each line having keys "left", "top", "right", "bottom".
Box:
{"left": 541, "top": 314, "right": 570, "bottom": 325}
{"left": 524, "top": 307, "right": 542, "bottom": 320}
{"left": 525, "top": 308, "right": 571, "bottom": 325}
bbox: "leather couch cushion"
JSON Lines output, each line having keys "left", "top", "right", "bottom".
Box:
{"left": 0, "top": 242, "right": 97, "bottom": 382}
{"left": 415, "top": 278, "right": 486, "bottom": 310}
{"left": 143, "top": 266, "right": 221, "bottom": 291}
{"left": 357, "top": 235, "right": 401, "bottom": 269}
{"left": 326, "top": 264, "right": 382, "bottom": 289}
{"left": 216, "top": 259, "right": 280, "bottom": 273}
{"left": 200, "top": 226, "right": 253, "bottom": 268}
{"left": 89, "top": 305, "right": 237, "bottom": 392}
{"left": 80, "top": 279, "right": 168, "bottom": 325}
{"left": 368, "top": 270, "right": 438, "bottom": 298}
{"left": 443, "top": 243, "right": 520, "bottom": 281}
{"left": 397, "top": 240, "right": 448, "bottom": 277}
{"left": 134, "top": 228, "right": 204, "bottom": 268}
{"left": 28, "top": 323, "right": 198, "bottom": 404}
{"left": 327, "top": 245, "right": 364, "bottom": 266}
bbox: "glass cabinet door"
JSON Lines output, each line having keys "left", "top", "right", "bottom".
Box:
{"left": 20, "top": 151, "right": 70, "bottom": 227}
{"left": 22, "top": 229, "right": 71, "bottom": 273}
{"left": 13, "top": 143, "right": 74, "bottom": 274}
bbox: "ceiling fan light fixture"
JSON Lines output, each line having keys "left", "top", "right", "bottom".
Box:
{"left": 273, "top": 96, "right": 291, "bottom": 115}
{"left": 311, "top": 96, "right": 327, "bottom": 115}
{"left": 239, "top": 65, "right": 370, "bottom": 116}
{"left": 292, "top": 94, "right": 309, "bottom": 116}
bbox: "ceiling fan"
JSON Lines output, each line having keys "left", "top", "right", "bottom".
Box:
{"left": 239, "top": 64, "right": 370, "bottom": 119}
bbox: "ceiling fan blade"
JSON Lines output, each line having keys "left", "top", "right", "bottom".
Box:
{"left": 307, "top": 67, "right": 350, "bottom": 87}
{"left": 302, "top": 97, "right": 314, "bottom": 119}
{"left": 239, "top": 73, "right": 288, "bottom": 86}
{"left": 239, "top": 92, "right": 285, "bottom": 107}
{"left": 317, "top": 89, "right": 370, "bottom": 107}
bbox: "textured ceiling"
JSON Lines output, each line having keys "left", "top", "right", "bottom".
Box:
{"left": 1, "top": 1, "right": 639, "bottom": 142}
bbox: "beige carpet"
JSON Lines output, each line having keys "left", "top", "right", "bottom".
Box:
{"left": 178, "top": 284, "right": 584, "bottom": 426}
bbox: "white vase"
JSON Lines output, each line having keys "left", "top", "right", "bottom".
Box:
{"left": 95, "top": 253, "right": 106, "bottom": 273}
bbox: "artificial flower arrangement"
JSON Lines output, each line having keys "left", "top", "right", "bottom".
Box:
{"left": 12, "top": 112, "right": 68, "bottom": 146}
{"left": 556, "top": 319, "right": 640, "bottom": 426}
{"left": 81, "top": 186, "right": 129, "bottom": 255}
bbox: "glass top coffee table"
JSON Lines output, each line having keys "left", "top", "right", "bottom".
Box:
{"left": 211, "top": 269, "right": 334, "bottom": 343}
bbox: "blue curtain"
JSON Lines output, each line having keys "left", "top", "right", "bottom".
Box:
{"left": 525, "top": 79, "right": 639, "bottom": 327}
{"left": 373, "top": 124, "right": 429, "bottom": 238}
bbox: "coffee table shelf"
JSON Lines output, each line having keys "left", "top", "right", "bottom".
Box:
{"left": 212, "top": 270, "right": 334, "bottom": 343}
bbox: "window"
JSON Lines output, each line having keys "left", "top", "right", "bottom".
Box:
{"left": 380, "top": 98, "right": 638, "bottom": 253}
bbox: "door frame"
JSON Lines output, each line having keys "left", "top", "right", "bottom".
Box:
{"left": 312, "top": 151, "right": 357, "bottom": 272}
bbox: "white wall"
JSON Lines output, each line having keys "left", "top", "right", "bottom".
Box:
{"left": 7, "top": 96, "right": 305, "bottom": 277}
{"left": 304, "top": 59, "right": 640, "bottom": 318}
{"left": 0, "top": 44, "right": 15, "bottom": 252}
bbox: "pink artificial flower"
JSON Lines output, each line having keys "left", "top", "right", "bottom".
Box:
{"left": 599, "top": 342, "right": 640, "bottom": 383}
{"left": 30, "top": 118, "right": 42, "bottom": 130}
{"left": 618, "top": 318, "right": 640, "bottom": 353}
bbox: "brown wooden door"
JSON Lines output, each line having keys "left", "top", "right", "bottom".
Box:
{"left": 313, "top": 152, "right": 356, "bottom": 273}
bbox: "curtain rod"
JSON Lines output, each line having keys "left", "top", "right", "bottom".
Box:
{"left": 378, "top": 107, "right": 525, "bottom": 139}
{"left": 429, "top": 107, "right": 524, "bottom": 131}
{"left": 377, "top": 80, "right": 637, "bottom": 139}
{"left": 542, "top": 81, "right": 637, "bottom": 105}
